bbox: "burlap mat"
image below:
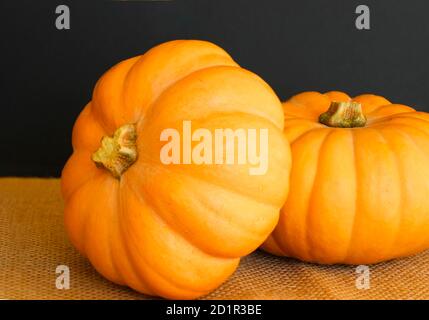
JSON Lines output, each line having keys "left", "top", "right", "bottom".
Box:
{"left": 0, "top": 178, "right": 428, "bottom": 300}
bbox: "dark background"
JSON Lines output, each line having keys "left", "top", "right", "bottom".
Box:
{"left": 1, "top": 0, "right": 429, "bottom": 177}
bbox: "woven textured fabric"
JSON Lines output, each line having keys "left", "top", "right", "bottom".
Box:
{"left": 0, "top": 178, "right": 428, "bottom": 300}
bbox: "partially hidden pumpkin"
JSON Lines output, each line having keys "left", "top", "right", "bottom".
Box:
{"left": 263, "top": 91, "right": 429, "bottom": 264}
{"left": 61, "top": 40, "right": 291, "bottom": 299}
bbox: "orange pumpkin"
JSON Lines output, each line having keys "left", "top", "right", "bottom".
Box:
{"left": 263, "top": 91, "right": 429, "bottom": 264}
{"left": 61, "top": 40, "right": 291, "bottom": 299}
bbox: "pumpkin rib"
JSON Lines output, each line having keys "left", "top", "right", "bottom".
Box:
{"left": 286, "top": 123, "right": 325, "bottom": 144}
{"left": 342, "top": 129, "right": 359, "bottom": 263}
{"left": 128, "top": 162, "right": 275, "bottom": 258}
{"left": 282, "top": 104, "right": 318, "bottom": 120}
{"left": 129, "top": 134, "right": 284, "bottom": 209}
{"left": 92, "top": 41, "right": 239, "bottom": 133}
{"left": 119, "top": 56, "right": 143, "bottom": 124}
{"left": 86, "top": 105, "right": 110, "bottom": 149}
{"left": 344, "top": 128, "right": 401, "bottom": 263}
{"left": 284, "top": 118, "right": 323, "bottom": 127}
{"left": 306, "top": 129, "right": 358, "bottom": 263}
{"left": 169, "top": 164, "right": 283, "bottom": 209}
{"left": 121, "top": 179, "right": 236, "bottom": 296}
{"left": 366, "top": 105, "right": 417, "bottom": 124}
{"left": 105, "top": 180, "right": 129, "bottom": 286}
{"left": 119, "top": 179, "right": 193, "bottom": 297}
{"left": 371, "top": 114, "right": 429, "bottom": 130}
{"left": 290, "top": 91, "right": 326, "bottom": 107}
{"left": 64, "top": 173, "right": 116, "bottom": 255}
{"left": 121, "top": 183, "right": 206, "bottom": 296}
{"left": 353, "top": 94, "right": 391, "bottom": 113}
{"left": 138, "top": 66, "right": 284, "bottom": 134}
{"left": 125, "top": 171, "right": 248, "bottom": 260}
{"left": 382, "top": 127, "right": 429, "bottom": 255}
{"left": 162, "top": 112, "right": 288, "bottom": 207}
{"left": 281, "top": 127, "right": 331, "bottom": 259}
{"left": 91, "top": 58, "right": 139, "bottom": 133}
{"left": 141, "top": 109, "right": 283, "bottom": 150}
{"left": 61, "top": 152, "right": 102, "bottom": 202}
{"left": 71, "top": 104, "right": 108, "bottom": 152}
{"left": 83, "top": 177, "right": 124, "bottom": 283}
{"left": 64, "top": 189, "right": 88, "bottom": 255}
{"left": 169, "top": 169, "right": 279, "bottom": 241}
{"left": 116, "top": 181, "right": 159, "bottom": 296}
{"left": 372, "top": 121, "right": 429, "bottom": 139}
{"left": 133, "top": 56, "right": 241, "bottom": 130}
{"left": 135, "top": 110, "right": 289, "bottom": 208}
{"left": 368, "top": 104, "right": 415, "bottom": 115}
{"left": 372, "top": 128, "right": 403, "bottom": 262}
{"left": 304, "top": 129, "right": 334, "bottom": 262}
{"left": 375, "top": 128, "right": 406, "bottom": 261}
{"left": 325, "top": 91, "right": 352, "bottom": 102}
{"left": 390, "top": 123, "right": 429, "bottom": 168}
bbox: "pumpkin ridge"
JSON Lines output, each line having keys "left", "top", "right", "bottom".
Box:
{"left": 352, "top": 94, "right": 391, "bottom": 113}
{"left": 375, "top": 128, "right": 405, "bottom": 260}
{"left": 167, "top": 163, "right": 282, "bottom": 209}
{"left": 65, "top": 173, "right": 116, "bottom": 254}
{"left": 106, "top": 180, "right": 129, "bottom": 285}
{"left": 71, "top": 104, "right": 108, "bottom": 152}
{"left": 122, "top": 184, "right": 211, "bottom": 296}
{"left": 125, "top": 172, "right": 246, "bottom": 259}
{"left": 384, "top": 127, "right": 429, "bottom": 253}
{"left": 92, "top": 42, "right": 238, "bottom": 133}
{"left": 121, "top": 179, "right": 237, "bottom": 295}
{"left": 120, "top": 56, "right": 144, "bottom": 123}
{"left": 342, "top": 130, "right": 359, "bottom": 263}
{"left": 134, "top": 165, "right": 275, "bottom": 257}
{"left": 91, "top": 58, "right": 139, "bottom": 133}
{"left": 138, "top": 66, "right": 284, "bottom": 132}
{"left": 138, "top": 109, "right": 289, "bottom": 207}
{"left": 61, "top": 153, "right": 103, "bottom": 202}
{"left": 80, "top": 175, "right": 123, "bottom": 281}
{"left": 116, "top": 182, "right": 159, "bottom": 296}
{"left": 379, "top": 122, "right": 429, "bottom": 142}
{"left": 286, "top": 122, "right": 326, "bottom": 145}
{"left": 370, "top": 120, "right": 429, "bottom": 149}
{"left": 371, "top": 114, "right": 429, "bottom": 129}
{"left": 303, "top": 129, "right": 334, "bottom": 262}
{"left": 281, "top": 128, "right": 331, "bottom": 259}
{"left": 167, "top": 170, "right": 277, "bottom": 241}
{"left": 132, "top": 56, "right": 239, "bottom": 128}
{"left": 128, "top": 149, "right": 283, "bottom": 209}
{"left": 367, "top": 104, "right": 415, "bottom": 116}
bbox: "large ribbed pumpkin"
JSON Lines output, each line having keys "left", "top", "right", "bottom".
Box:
{"left": 61, "top": 40, "right": 291, "bottom": 299}
{"left": 263, "top": 91, "right": 429, "bottom": 264}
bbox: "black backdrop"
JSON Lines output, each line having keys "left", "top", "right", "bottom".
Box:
{"left": 1, "top": 0, "right": 429, "bottom": 177}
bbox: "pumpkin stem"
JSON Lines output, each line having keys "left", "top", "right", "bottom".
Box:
{"left": 319, "top": 101, "right": 366, "bottom": 128}
{"left": 92, "top": 124, "right": 138, "bottom": 178}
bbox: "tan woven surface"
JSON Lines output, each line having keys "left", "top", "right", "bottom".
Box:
{"left": 0, "top": 178, "right": 428, "bottom": 300}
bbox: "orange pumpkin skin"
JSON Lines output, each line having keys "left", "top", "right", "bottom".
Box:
{"left": 61, "top": 40, "right": 291, "bottom": 299}
{"left": 263, "top": 91, "right": 429, "bottom": 265}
